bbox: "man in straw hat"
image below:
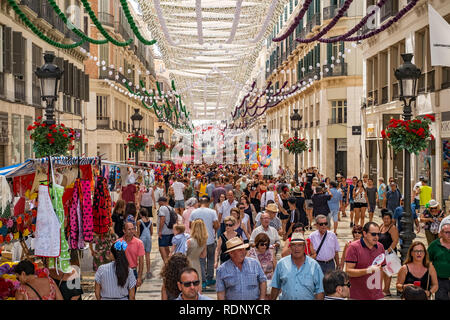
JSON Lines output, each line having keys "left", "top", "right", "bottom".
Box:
{"left": 270, "top": 232, "right": 324, "bottom": 300}
{"left": 216, "top": 237, "right": 267, "bottom": 300}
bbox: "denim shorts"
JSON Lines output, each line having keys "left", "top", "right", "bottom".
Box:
{"left": 329, "top": 210, "right": 339, "bottom": 223}
{"left": 174, "top": 200, "right": 185, "bottom": 208}
{"left": 158, "top": 234, "right": 174, "bottom": 247}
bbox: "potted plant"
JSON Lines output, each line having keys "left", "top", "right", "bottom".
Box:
{"left": 283, "top": 137, "right": 309, "bottom": 154}
{"left": 127, "top": 134, "right": 148, "bottom": 153}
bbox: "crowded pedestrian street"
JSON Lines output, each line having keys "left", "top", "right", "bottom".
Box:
{"left": 0, "top": 0, "right": 449, "bottom": 304}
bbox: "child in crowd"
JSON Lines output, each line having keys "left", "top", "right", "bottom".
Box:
{"left": 170, "top": 224, "right": 190, "bottom": 256}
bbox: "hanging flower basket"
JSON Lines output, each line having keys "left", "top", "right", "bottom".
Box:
{"left": 28, "top": 117, "right": 75, "bottom": 158}
{"left": 381, "top": 114, "right": 435, "bottom": 155}
{"left": 154, "top": 141, "right": 168, "bottom": 153}
{"left": 127, "top": 134, "right": 148, "bottom": 153}
{"left": 283, "top": 137, "right": 309, "bottom": 154}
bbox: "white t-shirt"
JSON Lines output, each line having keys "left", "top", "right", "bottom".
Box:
{"left": 141, "top": 189, "right": 154, "bottom": 207}
{"left": 172, "top": 181, "right": 185, "bottom": 201}
{"left": 260, "top": 191, "right": 283, "bottom": 208}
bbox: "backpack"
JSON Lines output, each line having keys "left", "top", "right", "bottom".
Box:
{"left": 163, "top": 205, "right": 177, "bottom": 229}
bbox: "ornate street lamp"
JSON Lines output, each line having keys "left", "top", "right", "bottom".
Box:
{"left": 394, "top": 53, "right": 421, "bottom": 262}
{"left": 35, "top": 51, "right": 63, "bottom": 125}
{"left": 157, "top": 125, "right": 165, "bottom": 162}
{"left": 234, "top": 139, "right": 237, "bottom": 164}
{"left": 290, "top": 109, "right": 302, "bottom": 184}
{"left": 131, "top": 108, "right": 143, "bottom": 166}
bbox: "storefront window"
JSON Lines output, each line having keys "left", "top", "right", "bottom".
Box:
{"left": 416, "top": 141, "right": 434, "bottom": 188}
{"left": 443, "top": 140, "right": 450, "bottom": 203}
{"left": 11, "top": 114, "right": 22, "bottom": 164}
{"left": 24, "top": 116, "right": 33, "bottom": 160}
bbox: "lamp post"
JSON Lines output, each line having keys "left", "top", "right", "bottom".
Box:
{"left": 394, "top": 53, "right": 421, "bottom": 262}
{"left": 290, "top": 109, "right": 302, "bottom": 185}
{"left": 35, "top": 51, "right": 63, "bottom": 126}
{"left": 157, "top": 125, "right": 165, "bottom": 162}
{"left": 131, "top": 108, "right": 143, "bottom": 166}
{"left": 234, "top": 139, "right": 237, "bottom": 164}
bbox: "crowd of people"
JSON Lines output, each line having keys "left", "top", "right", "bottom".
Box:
{"left": 12, "top": 164, "right": 450, "bottom": 301}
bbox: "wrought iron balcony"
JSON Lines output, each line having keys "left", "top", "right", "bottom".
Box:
{"left": 98, "top": 12, "right": 114, "bottom": 28}
{"left": 322, "top": 63, "right": 347, "bottom": 77}
{"left": 442, "top": 67, "right": 450, "bottom": 89}
{"left": 97, "top": 116, "right": 110, "bottom": 129}
{"left": 328, "top": 118, "right": 346, "bottom": 125}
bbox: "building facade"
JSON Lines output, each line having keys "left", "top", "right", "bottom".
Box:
{"left": 84, "top": 0, "right": 167, "bottom": 163}
{"left": 263, "top": 0, "right": 364, "bottom": 178}
{"left": 360, "top": 0, "right": 450, "bottom": 210}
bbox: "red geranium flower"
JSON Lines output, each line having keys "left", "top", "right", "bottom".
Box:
{"left": 37, "top": 116, "right": 42, "bottom": 120}
{"left": 47, "top": 133, "right": 52, "bottom": 137}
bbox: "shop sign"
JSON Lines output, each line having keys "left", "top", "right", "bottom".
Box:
{"left": 442, "top": 121, "right": 450, "bottom": 137}
{"left": 352, "top": 126, "right": 362, "bottom": 135}
{"left": 337, "top": 138, "right": 347, "bottom": 152}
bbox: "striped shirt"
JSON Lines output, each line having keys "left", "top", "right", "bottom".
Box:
{"left": 94, "top": 262, "right": 137, "bottom": 300}
{"left": 216, "top": 257, "right": 267, "bottom": 300}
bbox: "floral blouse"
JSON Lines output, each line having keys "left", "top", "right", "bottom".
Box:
{"left": 247, "top": 247, "right": 275, "bottom": 280}
{"left": 92, "top": 232, "right": 118, "bottom": 271}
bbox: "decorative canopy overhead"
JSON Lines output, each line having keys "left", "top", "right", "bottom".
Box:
{"left": 138, "top": 0, "right": 288, "bottom": 121}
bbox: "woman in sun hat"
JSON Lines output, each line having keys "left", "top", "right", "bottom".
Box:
{"left": 420, "top": 199, "right": 445, "bottom": 246}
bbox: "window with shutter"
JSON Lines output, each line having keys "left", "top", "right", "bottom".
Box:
{"left": 12, "top": 31, "right": 22, "bottom": 77}
{"left": 68, "top": 63, "right": 73, "bottom": 96}
{"left": 84, "top": 74, "right": 89, "bottom": 102}
{"left": 327, "top": 43, "right": 332, "bottom": 64}
{"left": 315, "top": 0, "right": 320, "bottom": 14}
{"left": 63, "top": 60, "right": 69, "bottom": 94}
{"left": 3, "top": 27, "right": 11, "bottom": 74}
{"left": 0, "top": 25, "right": 3, "bottom": 73}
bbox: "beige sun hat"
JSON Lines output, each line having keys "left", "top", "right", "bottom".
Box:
{"left": 224, "top": 237, "right": 249, "bottom": 254}
{"left": 265, "top": 203, "right": 279, "bottom": 213}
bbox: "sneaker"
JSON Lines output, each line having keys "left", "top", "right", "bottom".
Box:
{"left": 206, "top": 279, "right": 216, "bottom": 286}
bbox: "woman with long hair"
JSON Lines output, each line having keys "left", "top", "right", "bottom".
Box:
{"left": 230, "top": 207, "right": 250, "bottom": 242}
{"left": 379, "top": 209, "right": 399, "bottom": 297}
{"left": 249, "top": 183, "right": 261, "bottom": 214}
{"left": 94, "top": 241, "right": 136, "bottom": 300}
{"left": 215, "top": 193, "right": 226, "bottom": 214}
{"left": 15, "top": 260, "right": 63, "bottom": 300}
{"left": 111, "top": 199, "right": 126, "bottom": 238}
{"left": 353, "top": 180, "right": 368, "bottom": 227}
{"left": 125, "top": 202, "right": 137, "bottom": 226}
{"left": 396, "top": 241, "right": 439, "bottom": 299}
{"left": 160, "top": 253, "right": 190, "bottom": 300}
{"left": 240, "top": 195, "right": 257, "bottom": 231}
{"left": 186, "top": 219, "right": 208, "bottom": 285}
{"left": 215, "top": 216, "right": 242, "bottom": 268}
{"left": 340, "top": 225, "right": 363, "bottom": 270}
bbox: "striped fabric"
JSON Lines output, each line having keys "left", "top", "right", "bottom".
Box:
{"left": 94, "top": 262, "right": 137, "bottom": 300}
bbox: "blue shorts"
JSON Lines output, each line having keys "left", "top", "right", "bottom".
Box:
{"left": 329, "top": 210, "right": 339, "bottom": 223}
{"left": 158, "top": 234, "right": 174, "bottom": 247}
{"left": 174, "top": 200, "right": 185, "bottom": 208}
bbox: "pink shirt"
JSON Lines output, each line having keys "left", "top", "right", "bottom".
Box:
{"left": 182, "top": 207, "right": 195, "bottom": 233}
{"left": 119, "top": 237, "right": 145, "bottom": 269}
{"left": 345, "top": 238, "right": 386, "bottom": 300}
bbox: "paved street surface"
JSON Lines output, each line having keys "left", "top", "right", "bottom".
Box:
{"left": 82, "top": 209, "right": 426, "bottom": 300}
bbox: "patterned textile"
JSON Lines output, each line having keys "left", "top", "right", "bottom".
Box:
{"left": 93, "top": 176, "right": 112, "bottom": 235}
{"left": 48, "top": 183, "right": 72, "bottom": 273}
{"left": 80, "top": 179, "right": 93, "bottom": 242}
{"left": 69, "top": 181, "right": 82, "bottom": 250}
{"left": 92, "top": 232, "right": 117, "bottom": 271}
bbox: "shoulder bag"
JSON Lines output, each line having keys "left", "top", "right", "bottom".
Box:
{"left": 315, "top": 231, "right": 328, "bottom": 257}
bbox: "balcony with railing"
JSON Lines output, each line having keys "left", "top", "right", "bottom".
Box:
{"left": 97, "top": 116, "right": 110, "bottom": 129}
{"left": 322, "top": 63, "right": 347, "bottom": 77}
{"left": 328, "top": 118, "right": 347, "bottom": 125}
{"left": 426, "top": 70, "right": 435, "bottom": 92}
{"left": 15, "top": 78, "right": 26, "bottom": 102}
{"left": 418, "top": 70, "right": 435, "bottom": 94}
{"left": 32, "top": 85, "right": 41, "bottom": 106}
{"left": 98, "top": 12, "right": 114, "bottom": 28}
{"left": 443, "top": 67, "right": 450, "bottom": 89}
{"left": 115, "top": 22, "right": 131, "bottom": 42}
{"left": 381, "top": 85, "right": 388, "bottom": 104}
{"left": 20, "top": 0, "right": 40, "bottom": 15}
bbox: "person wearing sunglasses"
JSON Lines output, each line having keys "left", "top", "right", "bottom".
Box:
{"left": 344, "top": 222, "right": 386, "bottom": 300}
{"left": 175, "top": 267, "right": 213, "bottom": 300}
{"left": 396, "top": 241, "right": 438, "bottom": 300}
{"left": 323, "top": 270, "right": 351, "bottom": 300}
{"left": 339, "top": 225, "right": 363, "bottom": 270}
{"left": 247, "top": 233, "right": 276, "bottom": 299}
{"left": 427, "top": 221, "right": 450, "bottom": 300}
{"left": 309, "top": 215, "right": 340, "bottom": 275}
